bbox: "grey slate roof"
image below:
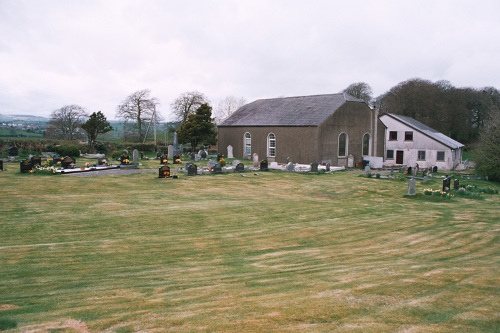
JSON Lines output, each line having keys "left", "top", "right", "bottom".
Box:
{"left": 219, "top": 93, "right": 365, "bottom": 127}
{"left": 385, "top": 113, "right": 464, "bottom": 149}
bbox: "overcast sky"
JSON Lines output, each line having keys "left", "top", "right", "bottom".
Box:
{"left": 1, "top": 0, "right": 499, "bottom": 120}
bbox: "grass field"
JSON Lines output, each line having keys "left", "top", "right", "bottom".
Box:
{"left": 0, "top": 160, "right": 499, "bottom": 332}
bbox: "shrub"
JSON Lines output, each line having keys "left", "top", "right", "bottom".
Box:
{"left": 55, "top": 144, "right": 81, "bottom": 157}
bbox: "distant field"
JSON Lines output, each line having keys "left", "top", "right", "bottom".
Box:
{"left": 0, "top": 161, "right": 499, "bottom": 332}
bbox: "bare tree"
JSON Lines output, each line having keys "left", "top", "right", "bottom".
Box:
{"left": 47, "top": 104, "right": 88, "bottom": 140}
{"left": 116, "top": 89, "right": 159, "bottom": 142}
{"left": 171, "top": 91, "right": 209, "bottom": 123}
{"left": 214, "top": 96, "right": 246, "bottom": 124}
{"left": 342, "top": 82, "right": 373, "bottom": 104}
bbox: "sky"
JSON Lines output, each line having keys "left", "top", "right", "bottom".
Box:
{"left": 1, "top": 0, "right": 499, "bottom": 120}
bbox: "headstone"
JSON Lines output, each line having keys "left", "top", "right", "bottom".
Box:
{"left": 167, "top": 145, "right": 174, "bottom": 159}
{"left": 422, "top": 168, "right": 428, "bottom": 177}
{"left": 310, "top": 162, "right": 319, "bottom": 172}
{"left": 347, "top": 154, "right": 354, "bottom": 168}
{"left": 232, "top": 159, "right": 241, "bottom": 166}
{"left": 20, "top": 159, "right": 32, "bottom": 173}
{"left": 8, "top": 146, "right": 19, "bottom": 157}
{"left": 423, "top": 175, "right": 429, "bottom": 183}
{"left": 199, "top": 150, "right": 207, "bottom": 159}
{"left": 173, "top": 132, "right": 178, "bottom": 155}
{"left": 364, "top": 165, "right": 371, "bottom": 177}
{"left": 453, "top": 179, "right": 460, "bottom": 190}
{"left": 442, "top": 176, "right": 451, "bottom": 191}
{"left": 212, "top": 163, "right": 222, "bottom": 174}
{"left": 159, "top": 165, "right": 170, "bottom": 178}
{"left": 0, "top": 160, "right": 3, "bottom": 171}
{"left": 407, "top": 178, "right": 417, "bottom": 196}
{"left": 207, "top": 159, "right": 217, "bottom": 169}
{"left": 227, "top": 145, "right": 234, "bottom": 158}
{"left": 414, "top": 163, "right": 419, "bottom": 176}
{"left": 98, "top": 158, "right": 107, "bottom": 166}
{"left": 187, "top": 163, "right": 197, "bottom": 176}
{"left": 61, "top": 156, "right": 76, "bottom": 169}
{"left": 132, "top": 149, "right": 139, "bottom": 164}
{"left": 235, "top": 162, "right": 245, "bottom": 173}
{"left": 252, "top": 153, "right": 259, "bottom": 168}
{"left": 120, "top": 154, "right": 130, "bottom": 165}
{"left": 31, "top": 155, "right": 42, "bottom": 167}
{"left": 194, "top": 153, "right": 200, "bottom": 162}
{"left": 407, "top": 166, "right": 412, "bottom": 175}
{"left": 173, "top": 154, "right": 181, "bottom": 164}
{"left": 184, "top": 162, "right": 193, "bottom": 170}
{"left": 433, "top": 166, "right": 438, "bottom": 173}
{"left": 179, "top": 144, "right": 184, "bottom": 154}
{"left": 260, "top": 159, "right": 268, "bottom": 171}
{"left": 325, "top": 163, "right": 330, "bottom": 172}
{"left": 160, "top": 154, "right": 168, "bottom": 165}
{"left": 286, "top": 162, "right": 295, "bottom": 172}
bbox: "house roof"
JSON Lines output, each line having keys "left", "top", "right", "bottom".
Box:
{"left": 382, "top": 113, "right": 464, "bottom": 149}
{"left": 219, "top": 93, "right": 366, "bottom": 127}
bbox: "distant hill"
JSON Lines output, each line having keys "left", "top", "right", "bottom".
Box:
{"left": 0, "top": 114, "right": 50, "bottom": 123}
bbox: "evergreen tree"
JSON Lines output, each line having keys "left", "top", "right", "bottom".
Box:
{"left": 177, "top": 103, "right": 216, "bottom": 151}
{"left": 81, "top": 111, "right": 113, "bottom": 151}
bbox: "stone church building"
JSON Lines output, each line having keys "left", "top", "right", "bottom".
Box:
{"left": 217, "top": 93, "right": 385, "bottom": 166}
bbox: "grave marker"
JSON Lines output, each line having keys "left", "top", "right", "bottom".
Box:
{"left": 442, "top": 176, "right": 451, "bottom": 191}
{"left": 159, "top": 165, "right": 170, "bottom": 178}
{"left": 227, "top": 145, "right": 234, "bottom": 158}
{"left": 212, "top": 163, "right": 222, "bottom": 174}
{"left": 310, "top": 162, "right": 319, "bottom": 172}
{"left": 252, "top": 153, "right": 259, "bottom": 167}
{"left": 61, "top": 156, "right": 76, "bottom": 169}
{"left": 260, "top": 159, "right": 268, "bottom": 171}
{"left": 132, "top": 149, "right": 139, "bottom": 164}
{"left": 20, "top": 159, "right": 33, "bottom": 173}
{"left": 188, "top": 164, "right": 198, "bottom": 176}
{"left": 407, "top": 178, "right": 417, "bottom": 196}
{"left": 234, "top": 162, "right": 245, "bottom": 173}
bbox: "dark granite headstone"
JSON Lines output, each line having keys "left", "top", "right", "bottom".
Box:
{"left": 97, "top": 158, "right": 107, "bottom": 166}
{"left": 442, "top": 177, "right": 451, "bottom": 191}
{"left": 260, "top": 160, "right": 268, "bottom": 171}
{"left": 173, "top": 154, "right": 181, "bottom": 164}
{"left": 212, "top": 163, "right": 222, "bottom": 174}
{"left": 61, "top": 156, "right": 76, "bottom": 169}
{"left": 188, "top": 163, "right": 198, "bottom": 176}
{"left": 407, "top": 166, "right": 412, "bottom": 175}
{"left": 310, "top": 162, "right": 319, "bottom": 172}
{"left": 120, "top": 154, "right": 130, "bottom": 165}
{"left": 325, "top": 163, "right": 330, "bottom": 172}
{"left": 159, "top": 165, "right": 170, "bottom": 178}
{"left": 8, "top": 146, "right": 18, "bottom": 157}
{"left": 20, "top": 159, "right": 33, "bottom": 173}
{"left": 234, "top": 163, "right": 245, "bottom": 173}
{"left": 433, "top": 166, "right": 438, "bottom": 173}
{"left": 31, "top": 155, "right": 42, "bottom": 167}
{"left": 453, "top": 179, "right": 460, "bottom": 190}
{"left": 160, "top": 155, "right": 168, "bottom": 164}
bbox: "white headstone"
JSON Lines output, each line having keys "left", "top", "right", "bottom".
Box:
{"left": 167, "top": 145, "right": 174, "bottom": 159}
{"left": 132, "top": 149, "right": 139, "bottom": 164}
{"left": 252, "top": 153, "right": 259, "bottom": 167}
{"left": 286, "top": 162, "right": 295, "bottom": 172}
{"left": 408, "top": 178, "right": 417, "bottom": 196}
{"left": 347, "top": 154, "right": 354, "bottom": 168}
{"left": 227, "top": 145, "right": 234, "bottom": 158}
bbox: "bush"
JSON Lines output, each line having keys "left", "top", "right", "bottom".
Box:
{"left": 55, "top": 144, "right": 81, "bottom": 157}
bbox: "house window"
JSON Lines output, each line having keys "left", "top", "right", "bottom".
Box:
{"left": 338, "top": 133, "right": 347, "bottom": 157}
{"left": 405, "top": 131, "right": 413, "bottom": 141}
{"left": 244, "top": 132, "right": 251, "bottom": 156}
{"left": 386, "top": 150, "right": 394, "bottom": 159}
{"left": 362, "top": 133, "right": 370, "bottom": 156}
{"left": 437, "top": 151, "right": 445, "bottom": 161}
{"left": 418, "top": 150, "right": 426, "bottom": 160}
{"left": 267, "top": 133, "right": 276, "bottom": 157}
{"left": 389, "top": 131, "right": 398, "bottom": 141}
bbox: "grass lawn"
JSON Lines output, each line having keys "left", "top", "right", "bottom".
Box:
{"left": 0, "top": 159, "right": 499, "bottom": 332}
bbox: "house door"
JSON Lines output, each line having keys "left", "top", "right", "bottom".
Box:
{"left": 396, "top": 150, "right": 404, "bottom": 164}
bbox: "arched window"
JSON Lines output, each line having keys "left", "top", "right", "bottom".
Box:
{"left": 362, "top": 133, "right": 370, "bottom": 156}
{"left": 267, "top": 133, "right": 276, "bottom": 157}
{"left": 244, "top": 132, "right": 251, "bottom": 157}
{"left": 338, "top": 133, "right": 347, "bottom": 157}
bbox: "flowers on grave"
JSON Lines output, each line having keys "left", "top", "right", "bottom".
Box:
{"left": 85, "top": 162, "right": 90, "bottom": 167}
{"left": 423, "top": 188, "right": 453, "bottom": 199}
{"left": 34, "top": 165, "right": 58, "bottom": 174}
{"left": 122, "top": 159, "right": 130, "bottom": 164}
{"left": 175, "top": 158, "right": 182, "bottom": 164}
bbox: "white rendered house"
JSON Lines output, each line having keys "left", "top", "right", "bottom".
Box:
{"left": 379, "top": 113, "right": 464, "bottom": 171}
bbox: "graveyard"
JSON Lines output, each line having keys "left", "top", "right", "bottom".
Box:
{"left": 0, "top": 155, "right": 499, "bottom": 332}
